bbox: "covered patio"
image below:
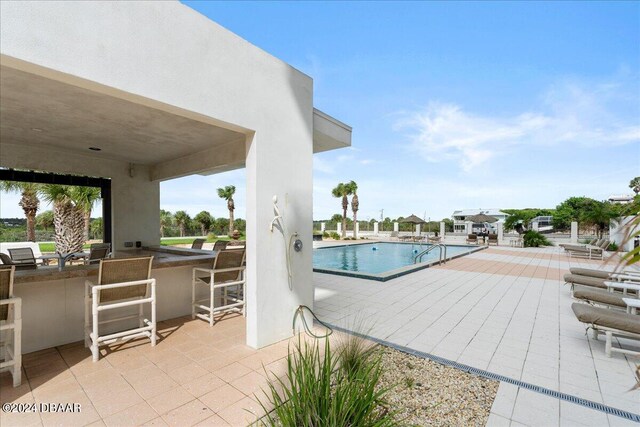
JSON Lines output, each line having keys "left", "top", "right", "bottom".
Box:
{"left": 0, "top": 0, "right": 351, "bottom": 365}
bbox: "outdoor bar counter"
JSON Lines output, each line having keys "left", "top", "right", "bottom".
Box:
{"left": 12, "top": 246, "right": 219, "bottom": 353}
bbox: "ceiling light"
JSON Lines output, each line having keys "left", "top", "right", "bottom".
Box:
{"left": 31, "top": 128, "right": 43, "bottom": 132}
{"left": 88, "top": 147, "right": 102, "bottom": 151}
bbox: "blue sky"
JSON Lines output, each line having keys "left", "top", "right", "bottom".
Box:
{"left": 1, "top": 2, "right": 638, "bottom": 221}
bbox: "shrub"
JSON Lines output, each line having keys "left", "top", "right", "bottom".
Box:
{"left": 523, "top": 230, "right": 551, "bottom": 247}
{"left": 330, "top": 232, "right": 340, "bottom": 240}
{"left": 607, "top": 241, "right": 619, "bottom": 251}
{"left": 323, "top": 231, "right": 330, "bottom": 238}
{"left": 258, "top": 337, "right": 396, "bottom": 427}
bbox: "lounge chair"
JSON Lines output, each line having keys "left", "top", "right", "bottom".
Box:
{"left": 566, "top": 245, "right": 603, "bottom": 260}
{"left": 487, "top": 234, "right": 498, "bottom": 246}
{"left": 0, "top": 266, "right": 22, "bottom": 387}
{"left": 84, "top": 256, "right": 156, "bottom": 362}
{"left": 466, "top": 234, "right": 478, "bottom": 245}
{"left": 7, "top": 247, "right": 37, "bottom": 270}
{"left": 389, "top": 231, "right": 399, "bottom": 241}
{"left": 192, "top": 249, "right": 246, "bottom": 326}
{"left": 428, "top": 236, "right": 442, "bottom": 243}
{"left": 573, "top": 286, "right": 628, "bottom": 309}
{"left": 560, "top": 238, "right": 597, "bottom": 249}
{"left": 572, "top": 302, "right": 640, "bottom": 357}
{"left": 569, "top": 268, "right": 612, "bottom": 279}
{"left": 84, "top": 243, "right": 111, "bottom": 265}
{"left": 568, "top": 268, "right": 640, "bottom": 280}
{"left": 191, "top": 238, "right": 206, "bottom": 250}
{"left": 564, "top": 273, "right": 608, "bottom": 291}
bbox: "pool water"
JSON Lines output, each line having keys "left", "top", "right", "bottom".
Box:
{"left": 313, "top": 242, "right": 474, "bottom": 275}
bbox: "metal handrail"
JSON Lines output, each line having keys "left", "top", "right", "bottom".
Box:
{"left": 414, "top": 243, "right": 447, "bottom": 265}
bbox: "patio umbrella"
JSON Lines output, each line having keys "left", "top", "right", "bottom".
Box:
{"left": 466, "top": 213, "right": 498, "bottom": 223}
{"left": 400, "top": 214, "right": 426, "bottom": 239}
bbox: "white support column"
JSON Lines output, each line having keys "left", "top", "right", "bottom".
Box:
{"left": 571, "top": 221, "right": 578, "bottom": 243}
{"left": 355, "top": 222, "right": 359, "bottom": 237}
{"left": 336, "top": 223, "right": 342, "bottom": 235}
{"left": 373, "top": 222, "right": 379, "bottom": 235}
{"left": 393, "top": 222, "right": 399, "bottom": 232}
{"left": 245, "top": 127, "right": 314, "bottom": 349}
{"left": 416, "top": 224, "right": 421, "bottom": 235}
{"left": 532, "top": 221, "right": 539, "bottom": 232}
{"left": 465, "top": 221, "right": 473, "bottom": 234}
{"left": 320, "top": 222, "right": 325, "bottom": 233}
{"left": 439, "top": 221, "right": 445, "bottom": 238}
{"left": 497, "top": 222, "right": 504, "bottom": 245}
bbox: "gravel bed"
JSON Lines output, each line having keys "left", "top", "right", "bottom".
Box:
{"left": 377, "top": 346, "right": 498, "bottom": 426}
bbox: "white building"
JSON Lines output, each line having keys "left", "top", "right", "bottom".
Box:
{"left": 451, "top": 208, "right": 509, "bottom": 233}
{"left": 0, "top": 2, "right": 351, "bottom": 351}
{"left": 608, "top": 194, "right": 635, "bottom": 204}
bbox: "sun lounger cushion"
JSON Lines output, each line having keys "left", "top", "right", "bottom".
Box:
{"left": 569, "top": 268, "right": 612, "bottom": 279}
{"left": 573, "top": 287, "right": 626, "bottom": 308}
{"left": 572, "top": 303, "right": 640, "bottom": 334}
{"left": 564, "top": 273, "right": 607, "bottom": 289}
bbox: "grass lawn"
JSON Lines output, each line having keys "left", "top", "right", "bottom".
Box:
{"left": 159, "top": 236, "right": 245, "bottom": 246}
{"left": 39, "top": 242, "right": 91, "bottom": 253}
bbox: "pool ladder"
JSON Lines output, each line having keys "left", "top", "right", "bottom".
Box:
{"left": 414, "top": 243, "right": 447, "bottom": 265}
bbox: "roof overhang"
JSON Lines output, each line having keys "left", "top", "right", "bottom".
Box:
{"left": 0, "top": 60, "right": 352, "bottom": 181}
{"left": 313, "top": 108, "right": 352, "bottom": 153}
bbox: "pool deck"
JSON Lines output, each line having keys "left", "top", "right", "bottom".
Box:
{"left": 314, "top": 245, "right": 639, "bottom": 426}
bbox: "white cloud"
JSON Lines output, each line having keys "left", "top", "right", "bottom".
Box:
{"left": 396, "top": 76, "right": 640, "bottom": 172}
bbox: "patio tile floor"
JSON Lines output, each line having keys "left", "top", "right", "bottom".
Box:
{"left": 314, "top": 245, "right": 640, "bottom": 426}
{"left": 2, "top": 245, "right": 638, "bottom": 426}
{"left": 0, "top": 314, "right": 290, "bottom": 427}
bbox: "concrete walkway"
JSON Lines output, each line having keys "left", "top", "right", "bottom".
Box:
{"left": 313, "top": 246, "right": 639, "bottom": 426}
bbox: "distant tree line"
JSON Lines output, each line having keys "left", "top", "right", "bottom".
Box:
{"left": 160, "top": 209, "right": 246, "bottom": 238}
{"left": 504, "top": 193, "right": 639, "bottom": 236}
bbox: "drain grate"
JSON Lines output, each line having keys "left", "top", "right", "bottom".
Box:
{"left": 327, "top": 324, "right": 640, "bottom": 423}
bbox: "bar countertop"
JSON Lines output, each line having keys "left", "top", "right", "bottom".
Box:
{"left": 14, "top": 246, "right": 217, "bottom": 284}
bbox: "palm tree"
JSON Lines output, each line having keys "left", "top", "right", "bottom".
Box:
{"left": 74, "top": 187, "right": 101, "bottom": 242}
{"left": 217, "top": 185, "right": 236, "bottom": 236}
{"left": 40, "top": 185, "right": 85, "bottom": 254}
{"left": 331, "top": 182, "right": 353, "bottom": 239}
{"left": 174, "top": 210, "right": 190, "bottom": 237}
{"left": 160, "top": 210, "right": 173, "bottom": 238}
{"left": 346, "top": 181, "right": 359, "bottom": 239}
{"left": 630, "top": 177, "right": 640, "bottom": 195}
{"left": 581, "top": 201, "right": 614, "bottom": 238}
{"left": 194, "top": 211, "right": 214, "bottom": 236}
{"left": 36, "top": 210, "right": 54, "bottom": 232}
{"left": 0, "top": 181, "right": 41, "bottom": 242}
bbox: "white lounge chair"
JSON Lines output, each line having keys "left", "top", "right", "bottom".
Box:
{"left": 572, "top": 302, "right": 640, "bottom": 357}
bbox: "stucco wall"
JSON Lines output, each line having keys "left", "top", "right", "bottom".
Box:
{"left": 1, "top": 1, "right": 317, "bottom": 347}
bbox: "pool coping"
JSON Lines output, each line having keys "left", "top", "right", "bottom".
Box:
{"left": 313, "top": 241, "right": 487, "bottom": 282}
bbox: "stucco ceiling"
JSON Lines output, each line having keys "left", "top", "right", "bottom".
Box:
{"left": 0, "top": 66, "right": 246, "bottom": 165}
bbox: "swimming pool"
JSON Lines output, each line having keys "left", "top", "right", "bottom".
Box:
{"left": 313, "top": 242, "right": 482, "bottom": 281}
